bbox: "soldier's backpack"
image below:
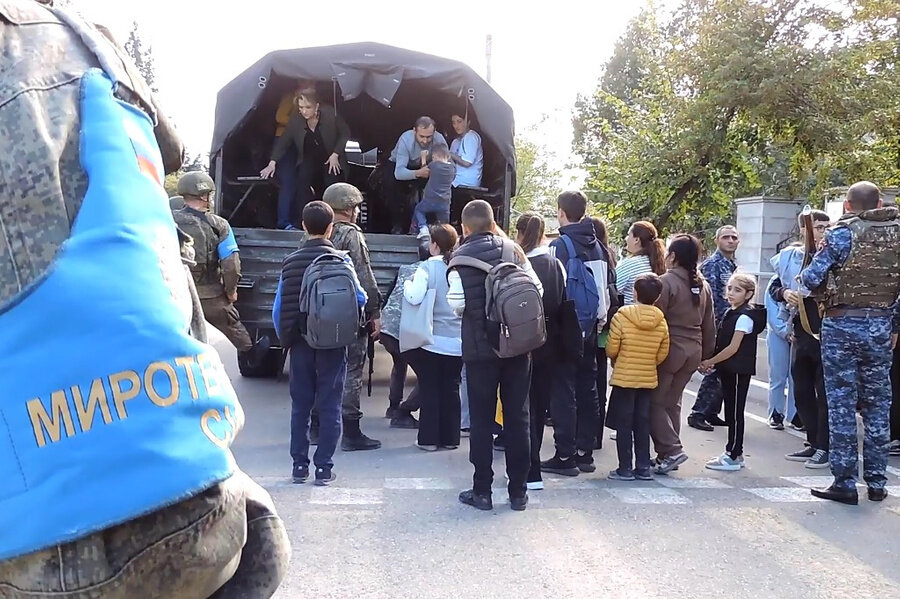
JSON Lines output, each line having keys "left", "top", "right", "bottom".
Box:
{"left": 449, "top": 240, "right": 546, "bottom": 358}
{"left": 298, "top": 253, "right": 362, "bottom": 349}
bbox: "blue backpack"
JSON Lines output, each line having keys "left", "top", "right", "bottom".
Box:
{"left": 560, "top": 235, "right": 600, "bottom": 335}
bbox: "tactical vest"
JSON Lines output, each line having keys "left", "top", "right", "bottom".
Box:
{"left": 827, "top": 208, "right": 900, "bottom": 309}
{"left": 173, "top": 208, "right": 225, "bottom": 298}
{"left": 0, "top": 71, "right": 240, "bottom": 561}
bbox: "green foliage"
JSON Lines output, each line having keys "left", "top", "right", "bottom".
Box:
{"left": 513, "top": 124, "right": 570, "bottom": 218}
{"left": 573, "top": 0, "right": 900, "bottom": 238}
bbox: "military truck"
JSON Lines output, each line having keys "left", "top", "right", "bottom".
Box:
{"left": 209, "top": 42, "right": 517, "bottom": 377}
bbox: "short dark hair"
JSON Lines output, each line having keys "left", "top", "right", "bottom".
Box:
{"left": 414, "top": 116, "right": 436, "bottom": 129}
{"left": 798, "top": 209, "right": 830, "bottom": 229}
{"left": 633, "top": 273, "right": 663, "bottom": 305}
{"left": 846, "top": 181, "right": 881, "bottom": 211}
{"left": 461, "top": 200, "right": 495, "bottom": 233}
{"left": 302, "top": 200, "right": 334, "bottom": 235}
{"left": 557, "top": 190, "right": 588, "bottom": 222}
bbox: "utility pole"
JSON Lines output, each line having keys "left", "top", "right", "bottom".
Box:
{"left": 485, "top": 34, "right": 492, "bottom": 84}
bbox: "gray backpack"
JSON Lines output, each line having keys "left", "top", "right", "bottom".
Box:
{"left": 299, "top": 253, "right": 361, "bottom": 349}
{"left": 449, "top": 240, "right": 546, "bottom": 358}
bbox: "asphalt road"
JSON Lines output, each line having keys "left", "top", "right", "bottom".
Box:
{"left": 209, "top": 331, "right": 900, "bottom": 599}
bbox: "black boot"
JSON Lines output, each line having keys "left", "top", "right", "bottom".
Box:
{"left": 341, "top": 418, "right": 381, "bottom": 451}
{"left": 390, "top": 411, "right": 419, "bottom": 429}
{"left": 810, "top": 484, "right": 858, "bottom": 505}
{"left": 688, "top": 414, "right": 714, "bottom": 431}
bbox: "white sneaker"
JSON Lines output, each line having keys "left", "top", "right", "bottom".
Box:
{"left": 610, "top": 431, "right": 618, "bottom": 441}
{"left": 890, "top": 440, "right": 900, "bottom": 456}
{"left": 417, "top": 226, "right": 430, "bottom": 239}
{"left": 527, "top": 480, "right": 544, "bottom": 490}
{"left": 705, "top": 453, "right": 741, "bottom": 472}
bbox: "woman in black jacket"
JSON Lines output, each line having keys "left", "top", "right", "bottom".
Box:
{"left": 260, "top": 88, "right": 351, "bottom": 230}
{"left": 515, "top": 212, "right": 574, "bottom": 491}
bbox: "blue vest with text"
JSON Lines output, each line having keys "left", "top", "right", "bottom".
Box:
{"left": 0, "top": 70, "right": 242, "bottom": 561}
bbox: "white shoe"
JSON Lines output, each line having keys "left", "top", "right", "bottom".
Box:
{"left": 705, "top": 453, "right": 741, "bottom": 472}
{"left": 527, "top": 480, "right": 544, "bottom": 490}
{"left": 610, "top": 431, "right": 617, "bottom": 441}
{"left": 417, "top": 226, "right": 430, "bottom": 239}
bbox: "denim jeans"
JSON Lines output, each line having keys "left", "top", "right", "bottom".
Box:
{"left": 767, "top": 332, "right": 796, "bottom": 421}
{"left": 413, "top": 197, "right": 451, "bottom": 229}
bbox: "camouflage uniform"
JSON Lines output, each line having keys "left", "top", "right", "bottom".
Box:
{"left": 691, "top": 250, "right": 736, "bottom": 418}
{"left": 173, "top": 206, "right": 253, "bottom": 351}
{"left": 177, "top": 227, "right": 209, "bottom": 343}
{"left": 330, "top": 219, "right": 382, "bottom": 421}
{"left": 0, "top": 2, "right": 288, "bottom": 595}
{"left": 800, "top": 207, "right": 900, "bottom": 492}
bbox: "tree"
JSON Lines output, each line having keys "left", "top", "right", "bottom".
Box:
{"left": 573, "top": 0, "right": 900, "bottom": 237}
{"left": 124, "top": 22, "right": 158, "bottom": 94}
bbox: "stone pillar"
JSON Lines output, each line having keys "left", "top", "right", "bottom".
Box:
{"left": 733, "top": 196, "right": 803, "bottom": 293}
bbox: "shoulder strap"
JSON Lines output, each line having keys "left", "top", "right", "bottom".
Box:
{"left": 500, "top": 239, "right": 517, "bottom": 264}
{"left": 560, "top": 234, "right": 576, "bottom": 261}
{"left": 448, "top": 255, "right": 493, "bottom": 273}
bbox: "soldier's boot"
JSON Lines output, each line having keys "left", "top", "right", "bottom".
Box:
{"left": 341, "top": 418, "right": 381, "bottom": 451}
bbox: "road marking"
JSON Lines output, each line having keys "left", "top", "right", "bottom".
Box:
{"left": 655, "top": 477, "right": 732, "bottom": 489}
{"left": 743, "top": 487, "right": 824, "bottom": 502}
{"left": 607, "top": 488, "right": 690, "bottom": 504}
{"left": 707, "top": 507, "right": 900, "bottom": 595}
{"left": 781, "top": 476, "right": 835, "bottom": 488}
{"left": 384, "top": 477, "right": 454, "bottom": 490}
{"left": 308, "top": 488, "right": 383, "bottom": 505}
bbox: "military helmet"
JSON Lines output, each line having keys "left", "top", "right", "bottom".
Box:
{"left": 177, "top": 171, "right": 215, "bottom": 197}
{"left": 322, "top": 182, "right": 363, "bottom": 210}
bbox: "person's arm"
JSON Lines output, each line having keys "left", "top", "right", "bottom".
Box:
{"left": 454, "top": 132, "right": 479, "bottom": 167}
{"left": 345, "top": 233, "right": 380, "bottom": 318}
{"left": 447, "top": 269, "right": 466, "bottom": 314}
{"left": 344, "top": 254, "right": 368, "bottom": 308}
{"left": 403, "top": 264, "right": 430, "bottom": 305}
{"left": 701, "top": 284, "right": 717, "bottom": 359}
{"left": 799, "top": 227, "right": 851, "bottom": 292}
{"left": 393, "top": 133, "right": 419, "bottom": 180}
{"left": 701, "top": 330, "right": 746, "bottom": 370}
{"left": 701, "top": 257, "right": 727, "bottom": 322}
{"left": 769, "top": 275, "right": 786, "bottom": 303}
{"left": 272, "top": 274, "right": 284, "bottom": 340}
{"left": 521, "top": 256, "right": 544, "bottom": 297}
{"left": 270, "top": 113, "right": 298, "bottom": 163}
{"left": 655, "top": 276, "right": 671, "bottom": 314}
{"left": 548, "top": 238, "right": 569, "bottom": 266}
{"left": 217, "top": 224, "right": 241, "bottom": 299}
{"left": 606, "top": 313, "right": 623, "bottom": 360}
{"left": 657, "top": 322, "right": 670, "bottom": 364}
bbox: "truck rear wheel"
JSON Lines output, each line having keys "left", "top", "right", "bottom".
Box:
{"left": 238, "top": 347, "right": 285, "bottom": 378}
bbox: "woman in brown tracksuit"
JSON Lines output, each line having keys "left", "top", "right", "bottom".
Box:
{"left": 651, "top": 235, "right": 717, "bottom": 474}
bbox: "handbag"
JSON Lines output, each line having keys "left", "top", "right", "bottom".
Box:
{"left": 399, "top": 288, "right": 436, "bottom": 352}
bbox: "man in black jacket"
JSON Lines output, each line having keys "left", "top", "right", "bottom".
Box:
{"left": 272, "top": 201, "right": 366, "bottom": 486}
{"left": 543, "top": 191, "right": 611, "bottom": 476}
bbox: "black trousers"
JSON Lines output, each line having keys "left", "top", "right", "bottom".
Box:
{"left": 529, "top": 356, "right": 573, "bottom": 481}
{"left": 891, "top": 343, "right": 900, "bottom": 441}
{"left": 596, "top": 345, "right": 608, "bottom": 448}
{"left": 792, "top": 334, "right": 829, "bottom": 450}
{"left": 608, "top": 386, "right": 652, "bottom": 474}
{"left": 379, "top": 334, "right": 420, "bottom": 410}
{"left": 295, "top": 158, "right": 342, "bottom": 219}
{"left": 406, "top": 349, "right": 462, "bottom": 447}
{"left": 381, "top": 161, "right": 424, "bottom": 233}
{"left": 466, "top": 355, "right": 532, "bottom": 497}
{"left": 720, "top": 371, "right": 750, "bottom": 459}
{"left": 574, "top": 335, "right": 600, "bottom": 454}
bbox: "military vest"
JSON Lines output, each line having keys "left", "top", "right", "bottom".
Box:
{"left": 827, "top": 207, "right": 900, "bottom": 308}
{"left": 172, "top": 208, "right": 228, "bottom": 298}
{"left": 0, "top": 71, "right": 240, "bottom": 560}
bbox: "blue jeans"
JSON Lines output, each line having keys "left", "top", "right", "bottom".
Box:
{"left": 275, "top": 144, "right": 298, "bottom": 229}
{"left": 413, "top": 197, "right": 450, "bottom": 229}
{"left": 289, "top": 338, "right": 347, "bottom": 469}
{"left": 767, "top": 333, "right": 796, "bottom": 421}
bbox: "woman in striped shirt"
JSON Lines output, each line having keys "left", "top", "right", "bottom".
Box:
{"left": 615, "top": 221, "right": 666, "bottom": 305}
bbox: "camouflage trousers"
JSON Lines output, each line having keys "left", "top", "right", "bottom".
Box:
{"left": 0, "top": 471, "right": 291, "bottom": 598}
{"left": 201, "top": 295, "right": 253, "bottom": 352}
{"left": 341, "top": 335, "right": 367, "bottom": 420}
{"left": 690, "top": 370, "right": 723, "bottom": 418}
{"left": 820, "top": 315, "right": 893, "bottom": 491}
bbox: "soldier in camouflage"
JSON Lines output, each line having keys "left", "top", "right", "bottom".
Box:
{"left": 173, "top": 171, "right": 265, "bottom": 355}
{"left": 320, "top": 182, "right": 384, "bottom": 450}
{"left": 688, "top": 225, "right": 739, "bottom": 431}
{"left": 799, "top": 181, "right": 900, "bottom": 505}
{"left": 0, "top": 2, "right": 289, "bottom": 595}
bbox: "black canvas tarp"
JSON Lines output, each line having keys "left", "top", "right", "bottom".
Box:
{"left": 211, "top": 41, "right": 516, "bottom": 193}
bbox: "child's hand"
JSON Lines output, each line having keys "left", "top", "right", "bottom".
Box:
{"left": 698, "top": 360, "right": 713, "bottom": 373}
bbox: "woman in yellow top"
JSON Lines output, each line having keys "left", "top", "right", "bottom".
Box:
{"left": 605, "top": 272, "right": 670, "bottom": 481}
{"left": 260, "top": 87, "right": 351, "bottom": 230}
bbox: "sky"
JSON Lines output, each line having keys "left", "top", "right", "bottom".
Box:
{"left": 66, "top": 0, "right": 645, "bottom": 170}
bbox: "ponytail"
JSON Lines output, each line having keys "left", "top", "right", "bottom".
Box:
{"left": 667, "top": 234, "right": 703, "bottom": 305}
{"left": 630, "top": 220, "right": 666, "bottom": 275}
{"left": 515, "top": 212, "right": 545, "bottom": 255}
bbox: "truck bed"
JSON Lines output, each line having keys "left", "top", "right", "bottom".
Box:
{"left": 233, "top": 228, "right": 421, "bottom": 345}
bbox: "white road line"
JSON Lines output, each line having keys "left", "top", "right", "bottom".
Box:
{"left": 384, "top": 477, "right": 454, "bottom": 490}
{"left": 607, "top": 488, "right": 690, "bottom": 504}
{"left": 744, "top": 487, "right": 824, "bottom": 502}
{"left": 781, "top": 476, "right": 835, "bottom": 488}
{"left": 308, "top": 488, "right": 383, "bottom": 505}
{"left": 655, "top": 477, "right": 732, "bottom": 489}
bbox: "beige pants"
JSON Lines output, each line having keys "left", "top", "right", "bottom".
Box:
{"left": 650, "top": 343, "right": 702, "bottom": 459}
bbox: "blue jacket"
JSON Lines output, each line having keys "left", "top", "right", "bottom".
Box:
{"left": 700, "top": 250, "right": 736, "bottom": 325}
{"left": 0, "top": 71, "right": 240, "bottom": 560}
{"left": 766, "top": 245, "right": 803, "bottom": 340}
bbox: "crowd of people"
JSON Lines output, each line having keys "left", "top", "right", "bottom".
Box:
{"left": 273, "top": 180, "right": 900, "bottom": 510}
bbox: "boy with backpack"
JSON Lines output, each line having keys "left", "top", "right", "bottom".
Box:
{"left": 543, "top": 191, "right": 612, "bottom": 476}
{"left": 272, "top": 201, "right": 367, "bottom": 486}
{"left": 447, "top": 200, "right": 544, "bottom": 511}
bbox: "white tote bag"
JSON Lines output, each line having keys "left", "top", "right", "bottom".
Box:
{"left": 399, "top": 288, "right": 436, "bottom": 352}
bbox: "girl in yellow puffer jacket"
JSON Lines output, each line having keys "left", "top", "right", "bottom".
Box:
{"left": 606, "top": 273, "right": 670, "bottom": 481}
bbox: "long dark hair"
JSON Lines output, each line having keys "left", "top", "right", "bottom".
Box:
{"left": 630, "top": 221, "right": 666, "bottom": 275}
{"left": 590, "top": 217, "right": 616, "bottom": 268}
{"left": 667, "top": 234, "right": 703, "bottom": 304}
{"left": 515, "top": 212, "right": 545, "bottom": 255}
{"left": 429, "top": 224, "right": 459, "bottom": 263}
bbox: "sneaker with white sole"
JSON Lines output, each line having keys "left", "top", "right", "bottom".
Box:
{"left": 705, "top": 453, "right": 741, "bottom": 472}
{"left": 890, "top": 440, "right": 900, "bottom": 456}
{"left": 417, "top": 226, "right": 430, "bottom": 239}
{"left": 785, "top": 446, "right": 816, "bottom": 462}
{"left": 804, "top": 449, "right": 830, "bottom": 469}
{"left": 526, "top": 480, "right": 544, "bottom": 490}
{"left": 653, "top": 452, "right": 688, "bottom": 475}
{"left": 610, "top": 431, "right": 618, "bottom": 441}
